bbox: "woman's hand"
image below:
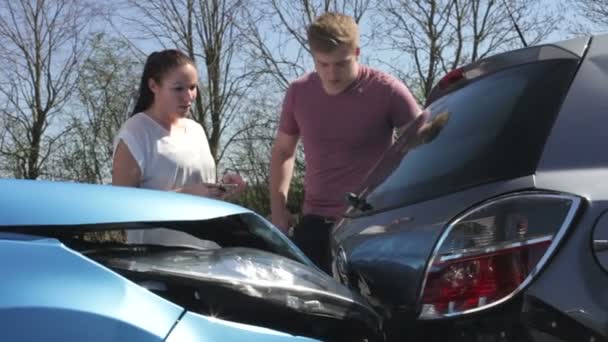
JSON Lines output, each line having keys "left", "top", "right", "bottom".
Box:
{"left": 219, "top": 172, "right": 247, "bottom": 199}
{"left": 178, "top": 183, "right": 224, "bottom": 198}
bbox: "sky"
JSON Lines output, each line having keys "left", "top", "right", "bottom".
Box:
{"left": 1, "top": 0, "right": 605, "bottom": 133}
{"left": 111, "top": 0, "right": 603, "bottom": 77}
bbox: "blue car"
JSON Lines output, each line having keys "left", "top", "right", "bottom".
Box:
{"left": 0, "top": 179, "right": 380, "bottom": 342}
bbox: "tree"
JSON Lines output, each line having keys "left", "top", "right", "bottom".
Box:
{"left": 375, "top": 0, "right": 561, "bottom": 101}
{"left": 570, "top": 0, "right": 608, "bottom": 32}
{"left": 56, "top": 33, "right": 141, "bottom": 183}
{"left": 0, "top": 0, "right": 99, "bottom": 179}
{"left": 224, "top": 95, "right": 306, "bottom": 217}
{"left": 241, "top": 0, "right": 372, "bottom": 91}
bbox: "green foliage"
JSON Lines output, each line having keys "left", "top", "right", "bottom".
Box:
{"left": 58, "top": 33, "right": 142, "bottom": 183}
{"left": 230, "top": 175, "right": 305, "bottom": 219}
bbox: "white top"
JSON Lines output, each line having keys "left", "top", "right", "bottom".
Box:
{"left": 113, "top": 112, "right": 216, "bottom": 189}
{"left": 113, "top": 112, "right": 217, "bottom": 246}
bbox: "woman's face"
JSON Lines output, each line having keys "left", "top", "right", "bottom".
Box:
{"left": 149, "top": 63, "right": 198, "bottom": 119}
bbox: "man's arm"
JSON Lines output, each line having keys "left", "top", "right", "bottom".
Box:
{"left": 387, "top": 75, "right": 423, "bottom": 138}
{"left": 269, "top": 131, "right": 299, "bottom": 233}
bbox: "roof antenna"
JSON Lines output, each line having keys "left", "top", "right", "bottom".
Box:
{"left": 500, "top": 0, "right": 528, "bottom": 47}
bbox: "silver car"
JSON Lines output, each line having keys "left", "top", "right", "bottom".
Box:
{"left": 331, "top": 34, "right": 608, "bottom": 341}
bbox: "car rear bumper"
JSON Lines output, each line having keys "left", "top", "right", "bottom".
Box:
{"left": 380, "top": 295, "right": 607, "bottom": 342}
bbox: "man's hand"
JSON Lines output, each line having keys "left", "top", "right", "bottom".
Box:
{"left": 271, "top": 206, "right": 295, "bottom": 234}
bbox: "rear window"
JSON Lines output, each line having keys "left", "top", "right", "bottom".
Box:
{"left": 357, "top": 59, "right": 579, "bottom": 213}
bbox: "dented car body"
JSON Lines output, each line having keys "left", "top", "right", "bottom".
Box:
{"left": 0, "top": 179, "right": 380, "bottom": 342}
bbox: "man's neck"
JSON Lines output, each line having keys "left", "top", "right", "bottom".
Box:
{"left": 320, "top": 64, "right": 362, "bottom": 96}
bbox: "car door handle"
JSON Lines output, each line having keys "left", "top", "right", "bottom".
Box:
{"left": 593, "top": 239, "right": 608, "bottom": 252}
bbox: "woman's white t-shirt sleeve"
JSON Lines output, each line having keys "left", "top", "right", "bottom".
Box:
{"left": 113, "top": 125, "right": 146, "bottom": 174}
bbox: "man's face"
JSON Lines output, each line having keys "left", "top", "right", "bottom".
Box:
{"left": 312, "top": 45, "right": 360, "bottom": 95}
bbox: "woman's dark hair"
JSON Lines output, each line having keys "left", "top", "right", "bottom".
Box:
{"left": 131, "top": 49, "right": 196, "bottom": 116}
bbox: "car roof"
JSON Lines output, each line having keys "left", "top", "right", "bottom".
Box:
{"left": 0, "top": 179, "right": 250, "bottom": 227}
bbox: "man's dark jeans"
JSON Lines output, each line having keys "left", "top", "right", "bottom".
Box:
{"left": 292, "top": 215, "right": 335, "bottom": 274}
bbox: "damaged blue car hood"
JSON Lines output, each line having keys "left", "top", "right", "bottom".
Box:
{"left": 0, "top": 179, "right": 249, "bottom": 227}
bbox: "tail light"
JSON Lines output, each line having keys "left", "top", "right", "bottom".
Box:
{"left": 438, "top": 67, "right": 466, "bottom": 89}
{"left": 419, "top": 192, "right": 581, "bottom": 319}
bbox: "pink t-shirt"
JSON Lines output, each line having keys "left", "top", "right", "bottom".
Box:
{"left": 279, "top": 65, "right": 420, "bottom": 218}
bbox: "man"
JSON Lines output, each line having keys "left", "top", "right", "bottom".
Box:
{"left": 269, "top": 12, "right": 421, "bottom": 273}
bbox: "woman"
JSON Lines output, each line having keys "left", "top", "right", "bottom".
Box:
{"left": 112, "top": 49, "right": 244, "bottom": 244}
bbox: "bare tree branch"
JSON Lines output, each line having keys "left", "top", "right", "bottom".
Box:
{"left": 376, "top": 0, "right": 560, "bottom": 101}
{"left": 0, "top": 0, "right": 99, "bottom": 179}
{"left": 570, "top": 0, "right": 608, "bottom": 29}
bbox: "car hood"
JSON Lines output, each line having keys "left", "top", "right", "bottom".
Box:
{"left": 1, "top": 180, "right": 310, "bottom": 265}
{"left": 0, "top": 179, "right": 248, "bottom": 227}
{"left": 2, "top": 179, "right": 383, "bottom": 339}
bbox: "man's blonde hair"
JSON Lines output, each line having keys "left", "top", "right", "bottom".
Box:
{"left": 307, "top": 12, "right": 359, "bottom": 53}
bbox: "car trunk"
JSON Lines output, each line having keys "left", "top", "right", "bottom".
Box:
{"left": 331, "top": 42, "right": 586, "bottom": 339}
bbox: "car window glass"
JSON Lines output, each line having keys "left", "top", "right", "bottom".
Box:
{"left": 357, "top": 59, "right": 579, "bottom": 213}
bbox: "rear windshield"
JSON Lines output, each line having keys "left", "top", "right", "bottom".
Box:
{"left": 357, "top": 59, "right": 579, "bottom": 213}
